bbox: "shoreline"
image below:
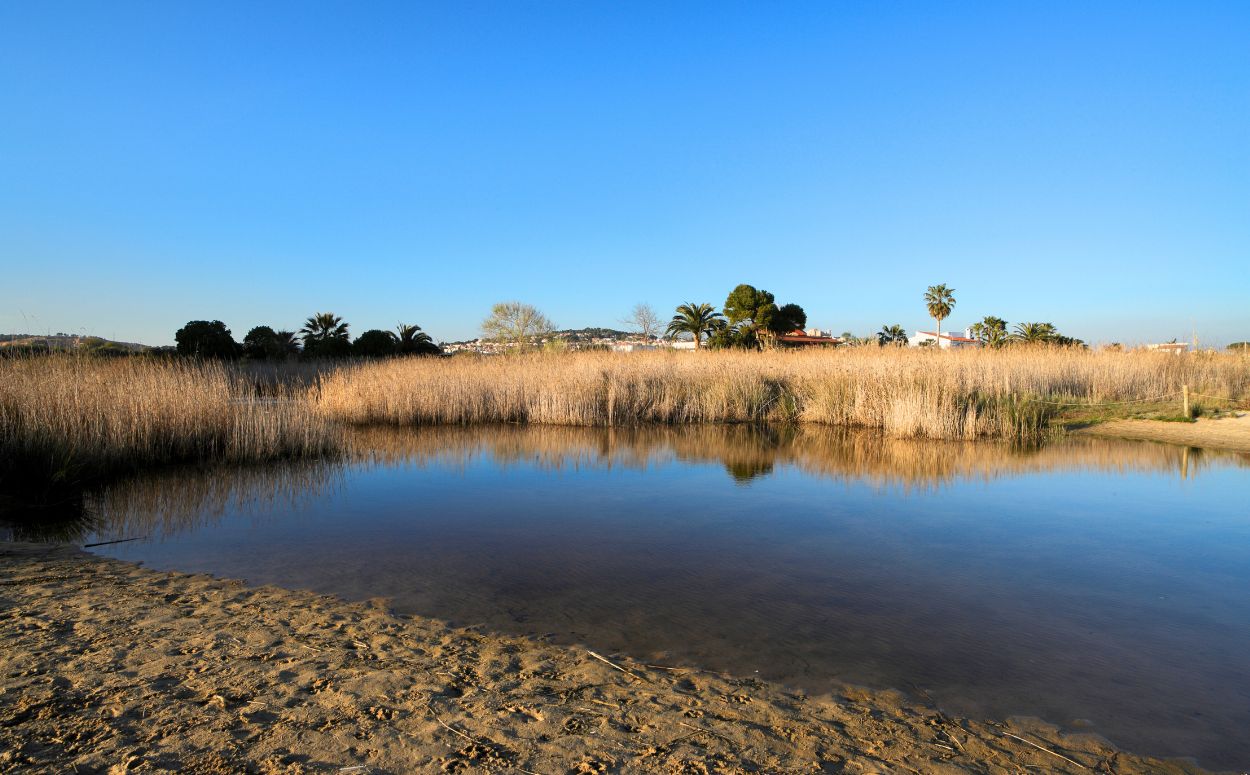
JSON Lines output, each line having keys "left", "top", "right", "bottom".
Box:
{"left": 1074, "top": 413, "right": 1250, "bottom": 453}
{"left": 0, "top": 542, "right": 1218, "bottom": 774}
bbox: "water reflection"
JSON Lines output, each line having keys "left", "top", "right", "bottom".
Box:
{"left": 345, "top": 423, "right": 1240, "bottom": 484}
{"left": 75, "top": 425, "right": 1244, "bottom": 541}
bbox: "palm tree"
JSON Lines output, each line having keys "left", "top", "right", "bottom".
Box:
{"left": 877, "top": 324, "right": 908, "bottom": 347}
{"left": 396, "top": 323, "right": 438, "bottom": 355}
{"left": 666, "top": 302, "right": 724, "bottom": 350}
{"left": 969, "top": 316, "right": 1009, "bottom": 348}
{"left": 923, "top": 284, "right": 956, "bottom": 343}
{"left": 1012, "top": 322, "right": 1057, "bottom": 344}
{"left": 300, "top": 312, "right": 349, "bottom": 345}
{"left": 273, "top": 330, "right": 301, "bottom": 356}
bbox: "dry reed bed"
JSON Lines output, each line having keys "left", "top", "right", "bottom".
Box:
{"left": 0, "top": 355, "right": 334, "bottom": 488}
{"left": 4, "top": 349, "right": 1247, "bottom": 492}
{"left": 315, "top": 349, "right": 1250, "bottom": 440}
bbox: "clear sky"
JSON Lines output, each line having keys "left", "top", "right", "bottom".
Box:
{"left": 2, "top": 1, "right": 1247, "bottom": 346}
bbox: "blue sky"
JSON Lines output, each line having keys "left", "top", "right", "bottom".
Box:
{"left": 2, "top": 1, "right": 1247, "bottom": 346}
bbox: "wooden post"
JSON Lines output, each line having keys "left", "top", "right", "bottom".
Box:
{"left": 1182, "top": 384, "right": 1190, "bottom": 419}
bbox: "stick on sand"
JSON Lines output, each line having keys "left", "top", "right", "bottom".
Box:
{"left": 83, "top": 537, "right": 145, "bottom": 548}
{"left": 1001, "top": 731, "right": 1088, "bottom": 770}
{"left": 586, "top": 650, "right": 648, "bottom": 682}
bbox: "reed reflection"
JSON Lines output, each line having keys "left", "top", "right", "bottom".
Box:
{"left": 346, "top": 423, "right": 1241, "bottom": 485}
{"left": 80, "top": 461, "right": 343, "bottom": 543}
{"left": 76, "top": 425, "right": 1244, "bottom": 542}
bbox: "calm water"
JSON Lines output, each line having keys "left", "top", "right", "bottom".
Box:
{"left": 10, "top": 425, "right": 1250, "bottom": 769}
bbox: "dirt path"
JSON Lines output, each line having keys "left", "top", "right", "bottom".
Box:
{"left": 1076, "top": 413, "right": 1250, "bottom": 453}
{"left": 0, "top": 543, "right": 1218, "bottom": 774}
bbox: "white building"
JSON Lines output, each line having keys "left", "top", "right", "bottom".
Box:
{"left": 611, "top": 343, "right": 661, "bottom": 352}
{"left": 1145, "top": 342, "right": 1189, "bottom": 355}
{"left": 908, "top": 328, "right": 980, "bottom": 349}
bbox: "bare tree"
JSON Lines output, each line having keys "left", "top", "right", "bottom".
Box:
{"left": 481, "top": 301, "right": 555, "bottom": 347}
{"left": 622, "top": 303, "right": 662, "bottom": 342}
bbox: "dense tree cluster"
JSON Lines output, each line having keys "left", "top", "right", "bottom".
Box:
{"left": 173, "top": 314, "right": 441, "bottom": 360}
{"left": 661, "top": 284, "right": 808, "bottom": 351}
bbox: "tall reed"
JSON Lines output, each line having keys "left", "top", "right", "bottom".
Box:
{"left": 4, "top": 348, "right": 1247, "bottom": 495}
{"left": 313, "top": 348, "right": 1250, "bottom": 440}
{"left": 0, "top": 354, "right": 335, "bottom": 491}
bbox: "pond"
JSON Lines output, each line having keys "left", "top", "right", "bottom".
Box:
{"left": 10, "top": 425, "right": 1250, "bottom": 770}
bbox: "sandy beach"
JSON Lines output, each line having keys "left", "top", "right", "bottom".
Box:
{"left": 1, "top": 542, "right": 1218, "bottom": 774}
{"left": 1078, "top": 413, "right": 1250, "bottom": 453}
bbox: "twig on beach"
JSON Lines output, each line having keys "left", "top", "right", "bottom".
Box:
{"left": 943, "top": 727, "right": 966, "bottom": 753}
{"left": 426, "top": 704, "right": 476, "bottom": 745}
{"left": 83, "top": 537, "right": 146, "bottom": 548}
{"left": 677, "top": 720, "right": 737, "bottom": 748}
{"left": 338, "top": 767, "right": 369, "bottom": 774}
{"left": 1001, "top": 731, "right": 1088, "bottom": 770}
{"left": 586, "top": 650, "right": 648, "bottom": 682}
{"left": 655, "top": 729, "right": 704, "bottom": 750}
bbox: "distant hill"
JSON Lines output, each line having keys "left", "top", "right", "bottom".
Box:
{"left": 444, "top": 327, "right": 637, "bottom": 346}
{"left": 0, "top": 334, "right": 150, "bottom": 352}
{"left": 553, "top": 327, "right": 635, "bottom": 341}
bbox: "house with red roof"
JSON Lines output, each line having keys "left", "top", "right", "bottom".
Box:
{"left": 777, "top": 329, "right": 842, "bottom": 347}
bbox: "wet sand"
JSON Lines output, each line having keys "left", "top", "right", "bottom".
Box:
{"left": 1078, "top": 413, "right": 1250, "bottom": 453}
{"left": 0, "top": 542, "right": 1218, "bottom": 774}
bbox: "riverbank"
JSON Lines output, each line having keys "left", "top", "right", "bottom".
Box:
{"left": 1077, "top": 413, "right": 1250, "bottom": 453}
{"left": 0, "top": 543, "right": 1216, "bottom": 774}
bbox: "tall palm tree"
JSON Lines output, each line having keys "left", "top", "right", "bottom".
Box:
{"left": 666, "top": 302, "right": 724, "bottom": 350}
{"left": 396, "top": 323, "right": 438, "bottom": 355}
{"left": 1012, "top": 322, "right": 1057, "bottom": 344}
{"left": 877, "top": 324, "right": 908, "bottom": 347}
{"left": 300, "top": 312, "right": 349, "bottom": 345}
{"left": 923, "top": 284, "right": 956, "bottom": 344}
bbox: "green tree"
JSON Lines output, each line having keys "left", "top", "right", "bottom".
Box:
{"left": 770, "top": 303, "right": 807, "bottom": 335}
{"left": 481, "top": 302, "right": 555, "bottom": 347}
{"left": 353, "top": 329, "right": 398, "bottom": 357}
{"left": 923, "top": 284, "right": 956, "bottom": 342}
{"left": 877, "top": 324, "right": 908, "bottom": 347}
{"left": 174, "top": 320, "right": 238, "bottom": 359}
{"left": 242, "top": 325, "right": 286, "bottom": 359}
{"left": 723, "top": 284, "right": 778, "bottom": 346}
{"left": 665, "top": 302, "right": 724, "bottom": 350}
{"left": 707, "top": 320, "right": 751, "bottom": 350}
{"left": 396, "top": 323, "right": 440, "bottom": 355}
{"left": 1228, "top": 342, "right": 1250, "bottom": 353}
{"left": 969, "top": 316, "right": 1009, "bottom": 348}
{"left": 1011, "top": 322, "right": 1058, "bottom": 344}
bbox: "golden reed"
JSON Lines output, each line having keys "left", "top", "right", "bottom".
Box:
{"left": 0, "top": 355, "right": 334, "bottom": 487}
{"left": 314, "top": 348, "right": 1250, "bottom": 440}
{"left": 3, "top": 348, "right": 1247, "bottom": 489}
